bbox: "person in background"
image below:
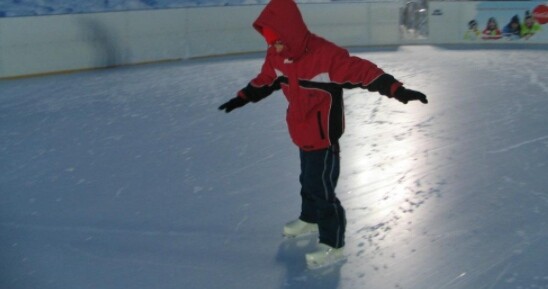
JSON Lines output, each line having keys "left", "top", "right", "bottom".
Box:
{"left": 464, "top": 19, "right": 481, "bottom": 40}
{"left": 218, "top": 0, "right": 428, "bottom": 269}
{"left": 521, "top": 10, "right": 542, "bottom": 40}
{"left": 502, "top": 15, "right": 521, "bottom": 40}
{"left": 482, "top": 17, "right": 502, "bottom": 40}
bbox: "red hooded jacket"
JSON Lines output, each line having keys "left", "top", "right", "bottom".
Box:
{"left": 239, "top": 0, "right": 402, "bottom": 151}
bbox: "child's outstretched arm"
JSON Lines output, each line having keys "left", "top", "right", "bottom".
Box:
{"left": 218, "top": 57, "right": 280, "bottom": 113}
{"left": 328, "top": 47, "right": 427, "bottom": 104}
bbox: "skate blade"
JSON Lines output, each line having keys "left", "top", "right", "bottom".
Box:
{"left": 306, "top": 256, "right": 347, "bottom": 270}
{"left": 282, "top": 230, "right": 318, "bottom": 239}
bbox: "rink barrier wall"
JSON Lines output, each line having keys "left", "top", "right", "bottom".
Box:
{"left": 0, "top": 3, "right": 400, "bottom": 79}
{"left": 1, "top": 1, "right": 547, "bottom": 78}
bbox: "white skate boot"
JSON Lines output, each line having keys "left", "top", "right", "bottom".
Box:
{"left": 283, "top": 219, "right": 318, "bottom": 238}
{"left": 305, "top": 243, "right": 345, "bottom": 269}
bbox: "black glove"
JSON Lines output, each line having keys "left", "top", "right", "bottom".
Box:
{"left": 218, "top": 96, "right": 249, "bottom": 113}
{"left": 393, "top": 87, "right": 428, "bottom": 104}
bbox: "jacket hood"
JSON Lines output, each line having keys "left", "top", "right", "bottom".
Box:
{"left": 253, "top": 0, "right": 310, "bottom": 59}
{"left": 510, "top": 15, "right": 520, "bottom": 24}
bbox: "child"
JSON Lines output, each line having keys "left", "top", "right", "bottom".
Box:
{"left": 464, "top": 19, "right": 481, "bottom": 40}
{"left": 502, "top": 15, "right": 521, "bottom": 40}
{"left": 482, "top": 17, "right": 502, "bottom": 40}
{"left": 219, "top": 0, "right": 427, "bottom": 269}
{"left": 521, "top": 11, "right": 542, "bottom": 40}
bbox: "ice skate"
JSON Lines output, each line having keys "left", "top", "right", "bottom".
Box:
{"left": 282, "top": 219, "right": 318, "bottom": 238}
{"left": 305, "top": 243, "right": 345, "bottom": 269}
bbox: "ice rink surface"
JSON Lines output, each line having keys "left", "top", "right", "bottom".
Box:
{"left": 1, "top": 45, "right": 547, "bottom": 289}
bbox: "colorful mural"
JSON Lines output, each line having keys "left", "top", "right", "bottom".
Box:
{"left": 464, "top": 2, "right": 548, "bottom": 41}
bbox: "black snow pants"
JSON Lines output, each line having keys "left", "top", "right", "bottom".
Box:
{"left": 298, "top": 145, "right": 346, "bottom": 249}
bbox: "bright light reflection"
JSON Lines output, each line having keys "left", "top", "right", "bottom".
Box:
{"left": 339, "top": 85, "right": 442, "bottom": 275}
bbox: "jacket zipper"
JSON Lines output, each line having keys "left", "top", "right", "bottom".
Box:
{"left": 317, "top": 111, "right": 326, "bottom": 140}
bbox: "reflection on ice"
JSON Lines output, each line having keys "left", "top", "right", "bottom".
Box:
{"left": 339, "top": 86, "right": 444, "bottom": 274}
